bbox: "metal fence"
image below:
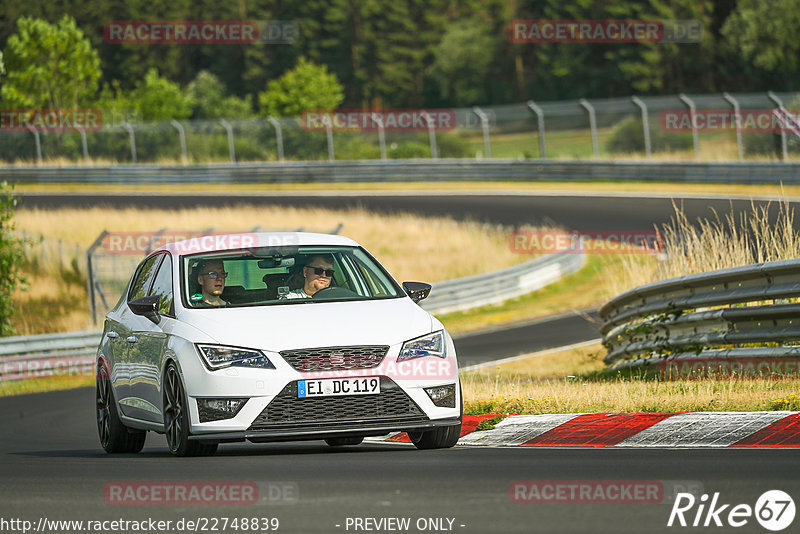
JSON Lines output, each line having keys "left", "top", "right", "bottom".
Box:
{"left": 0, "top": 330, "right": 100, "bottom": 381}
{"left": 599, "top": 259, "right": 800, "bottom": 377}
{"left": 4, "top": 91, "right": 800, "bottom": 165}
{"left": 421, "top": 252, "right": 585, "bottom": 315}
{"left": 11, "top": 159, "right": 800, "bottom": 185}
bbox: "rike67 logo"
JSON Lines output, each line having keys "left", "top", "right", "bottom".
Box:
{"left": 668, "top": 490, "right": 795, "bottom": 531}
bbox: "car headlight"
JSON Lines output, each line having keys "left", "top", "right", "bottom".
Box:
{"left": 196, "top": 344, "right": 275, "bottom": 370}
{"left": 397, "top": 331, "right": 445, "bottom": 362}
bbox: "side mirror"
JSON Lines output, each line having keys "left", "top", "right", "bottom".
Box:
{"left": 402, "top": 281, "right": 431, "bottom": 303}
{"left": 128, "top": 295, "right": 161, "bottom": 324}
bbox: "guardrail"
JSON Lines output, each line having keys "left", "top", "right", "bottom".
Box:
{"left": 0, "top": 251, "right": 586, "bottom": 381}
{"left": 421, "top": 252, "right": 585, "bottom": 315}
{"left": 599, "top": 259, "right": 800, "bottom": 376}
{"left": 0, "top": 330, "right": 101, "bottom": 381}
{"left": 7, "top": 159, "right": 800, "bottom": 184}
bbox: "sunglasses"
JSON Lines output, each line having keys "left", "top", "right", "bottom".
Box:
{"left": 203, "top": 271, "right": 228, "bottom": 279}
{"left": 306, "top": 266, "right": 335, "bottom": 277}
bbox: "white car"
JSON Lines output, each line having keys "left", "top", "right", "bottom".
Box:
{"left": 96, "top": 232, "right": 462, "bottom": 456}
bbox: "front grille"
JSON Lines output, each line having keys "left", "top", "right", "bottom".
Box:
{"left": 279, "top": 345, "right": 389, "bottom": 372}
{"left": 249, "top": 378, "right": 426, "bottom": 429}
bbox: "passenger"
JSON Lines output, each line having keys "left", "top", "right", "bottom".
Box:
{"left": 194, "top": 259, "right": 228, "bottom": 306}
{"left": 282, "top": 254, "right": 335, "bottom": 299}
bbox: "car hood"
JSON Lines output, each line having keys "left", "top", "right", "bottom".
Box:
{"left": 177, "top": 297, "right": 434, "bottom": 351}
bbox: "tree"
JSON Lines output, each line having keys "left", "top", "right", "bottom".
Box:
{"left": 722, "top": 0, "right": 800, "bottom": 76}
{"left": 186, "top": 71, "right": 253, "bottom": 119}
{"left": 129, "top": 69, "right": 193, "bottom": 121}
{"left": 0, "top": 182, "right": 24, "bottom": 337}
{"left": 258, "top": 57, "right": 344, "bottom": 117}
{"left": 1, "top": 16, "right": 101, "bottom": 108}
{"left": 428, "top": 19, "right": 495, "bottom": 106}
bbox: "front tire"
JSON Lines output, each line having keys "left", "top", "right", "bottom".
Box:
{"left": 96, "top": 363, "right": 146, "bottom": 454}
{"left": 408, "top": 424, "right": 461, "bottom": 449}
{"left": 163, "top": 363, "right": 218, "bottom": 457}
{"left": 408, "top": 382, "right": 463, "bottom": 450}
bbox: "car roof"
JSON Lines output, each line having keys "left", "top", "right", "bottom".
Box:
{"left": 157, "top": 231, "right": 359, "bottom": 255}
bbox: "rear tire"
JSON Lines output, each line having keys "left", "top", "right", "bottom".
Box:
{"left": 325, "top": 436, "right": 364, "bottom": 446}
{"left": 163, "top": 363, "right": 218, "bottom": 457}
{"left": 96, "top": 363, "right": 146, "bottom": 454}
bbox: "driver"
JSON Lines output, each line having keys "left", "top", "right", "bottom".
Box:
{"left": 282, "top": 254, "right": 334, "bottom": 299}
{"left": 194, "top": 259, "right": 228, "bottom": 306}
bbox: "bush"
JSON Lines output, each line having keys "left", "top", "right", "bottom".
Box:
{"left": 606, "top": 115, "right": 692, "bottom": 154}
{"left": 0, "top": 182, "right": 25, "bottom": 336}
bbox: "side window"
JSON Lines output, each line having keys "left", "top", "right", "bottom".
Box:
{"left": 128, "top": 254, "right": 163, "bottom": 301}
{"left": 148, "top": 255, "right": 174, "bottom": 315}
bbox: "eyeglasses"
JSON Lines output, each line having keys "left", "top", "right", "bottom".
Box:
{"left": 203, "top": 271, "right": 228, "bottom": 279}
{"left": 306, "top": 266, "right": 335, "bottom": 277}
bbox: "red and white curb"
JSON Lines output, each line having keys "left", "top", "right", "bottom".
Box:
{"left": 367, "top": 412, "right": 800, "bottom": 447}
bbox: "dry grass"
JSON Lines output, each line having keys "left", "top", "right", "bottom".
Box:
{"left": 15, "top": 205, "right": 524, "bottom": 284}
{"left": 462, "top": 343, "right": 800, "bottom": 414}
{"left": 604, "top": 196, "right": 800, "bottom": 297}
{"left": 11, "top": 266, "right": 91, "bottom": 334}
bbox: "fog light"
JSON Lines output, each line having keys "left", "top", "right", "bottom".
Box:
{"left": 424, "top": 384, "right": 456, "bottom": 408}
{"left": 197, "top": 398, "right": 247, "bottom": 422}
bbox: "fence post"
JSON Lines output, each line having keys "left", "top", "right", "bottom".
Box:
{"left": 768, "top": 91, "right": 789, "bottom": 161}
{"left": 121, "top": 122, "right": 137, "bottom": 163}
{"left": 579, "top": 99, "right": 599, "bottom": 158}
{"left": 324, "top": 117, "right": 335, "bottom": 161}
{"left": 267, "top": 117, "right": 284, "bottom": 161}
{"left": 78, "top": 128, "right": 90, "bottom": 162}
{"left": 86, "top": 230, "right": 108, "bottom": 325}
{"left": 526, "top": 101, "right": 546, "bottom": 160}
{"left": 631, "top": 96, "right": 652, "bottom": 157}
{"left": 170, "top": 120, "right": 188, "bottom": 165}
{"left": 219, "top": 119, "right": 236, "bottom": 163}
{"left": 722, "top": 92, "right": 743, "bottom": 162}
{"left": 472, "top": 107, "right": 491, "bottom": 159}
{"left": 678, "top": 93, "right": 699, "bottom": 158}
{"left": 26, "top": 124, "right": 42, "bottom": 164}
{"left": 371, "top": 113, "right": 387, "bottom": 160}
{"left": 421, "top": 112, "right": 438, "bottom": 160}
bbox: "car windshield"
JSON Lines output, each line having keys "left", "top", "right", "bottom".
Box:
{"left": 182, "top": 245, "right": 404, "bottom": 308}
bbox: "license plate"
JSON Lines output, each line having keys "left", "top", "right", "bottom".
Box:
{"left": 297, "top": 377, "right": 380, "bottom": 398}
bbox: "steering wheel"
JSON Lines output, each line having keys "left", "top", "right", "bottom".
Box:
{"left": 311, "top": 286, "right": 358, "bottom": 300}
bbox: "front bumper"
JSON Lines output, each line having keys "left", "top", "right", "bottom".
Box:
{"left": 188, "top": 417, "right": 462, "bottom": 443}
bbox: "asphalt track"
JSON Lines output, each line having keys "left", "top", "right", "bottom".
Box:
{"left": 2, "top": 387, "right": 800, "bottom": 534}
{"left": 4, "top": 191, "right": 800, "bottom": 533}
{"left": 16, "top": 191, "right": 800, "bottom": 231}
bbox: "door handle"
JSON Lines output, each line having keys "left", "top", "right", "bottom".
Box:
{"left": 126, "top": 336, "right": 138, "bottom": 344}
{"left": 107, "top": 332, "right": 119, "bottom": 339}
